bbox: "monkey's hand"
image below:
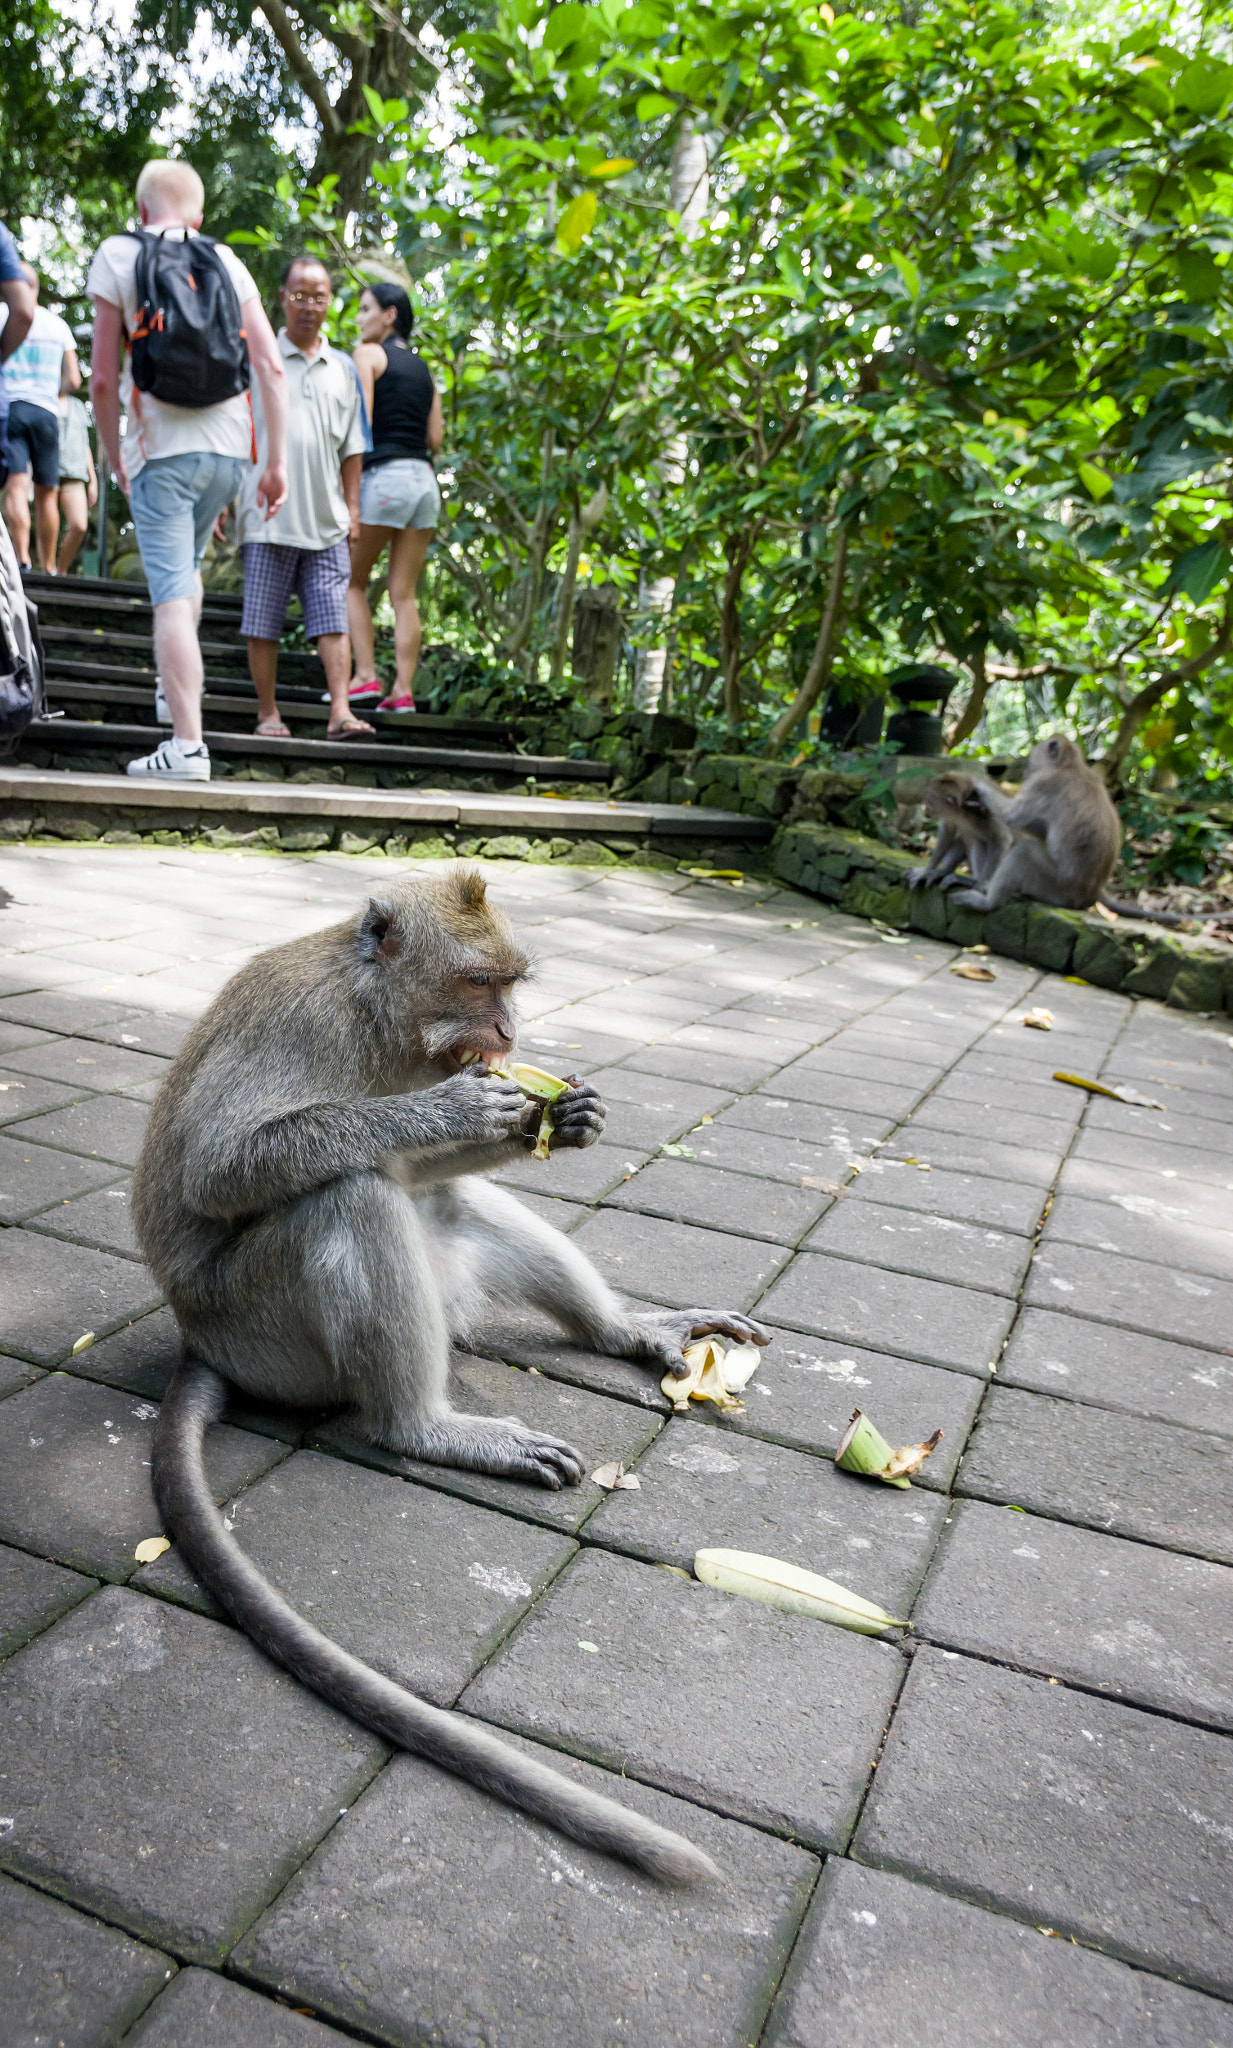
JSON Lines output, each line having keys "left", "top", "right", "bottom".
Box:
{"left": 906, "top": 864, "right": 932, "bottom": 889}
{"left": 430, "top": 1068, "right": 529, "bottom": 1147}
{"left": 946, "top": 886, "right": 990, "bottom": 909}
{"left": 539, "top": 1076, "right": 605, "bottom": 1152}
{"left": 621, "top": 1307, "right": 772, "bottom": 1379}
{"left": 938, "top": 872, "right": 967, "bottom": 893}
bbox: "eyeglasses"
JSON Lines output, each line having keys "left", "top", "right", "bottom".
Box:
{"left": 285, "top": 291, "right": 331, "bottom": 306}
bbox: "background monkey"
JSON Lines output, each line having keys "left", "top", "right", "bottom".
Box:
{"left": 907, "top": 771, "right": 1013, "bottom": 893}
{"left": 946, "top": 733, "right": 1121, "bottom": 911}
{"left": 136, "top": 865, "right": 767, "bottom": 1886}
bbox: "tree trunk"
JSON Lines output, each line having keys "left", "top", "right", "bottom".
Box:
{"left": 574, "top": 585, "right": 624, "bottom": 705}
{"left": 720, "top": 530, "right": 753, "bottom": 730}
{"left": 946, "top": 643, "right": 990, "bottom": 751}
{"left": 550, "top": 482, "right": 609, "bottom": 681}
{"left": 634, "top": 571, "right": 676, "bottom": 709}
{"left": 506, "top": 427, "right": 557, "bottom": 669}
{"left": 1102, "top": 596, "right": 1233, "bottom": 783}
{"left": 763, "top": 528, "right": 849, "bottom": 756}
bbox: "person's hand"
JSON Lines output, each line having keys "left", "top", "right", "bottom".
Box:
{"left": 213, "top": 506, "right": 229, "bottom": 543}
{"left": 348, "top": 507, "right": 360, "bottom": 541}
{"left": 115, "top": 456, "right": 130, "bottom": 496}
{"left": 87, "top": 479, "right": 98, "bottom": 508}
{"left": 258, "top": 462, "right": 287, "bottom": 520}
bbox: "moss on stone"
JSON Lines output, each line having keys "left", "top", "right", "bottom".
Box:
{"left": 1167, "top": 956, "right": 1229, "bottom": 1012}
{"left": 1023, "top": 904, "right": 1083, "bottom": 973}
{"left": 1122, "top": 942, "right": 1182, "bottom": 1002}
{"left": 1072, "top": 925, "right": 1137, "bottom": 989}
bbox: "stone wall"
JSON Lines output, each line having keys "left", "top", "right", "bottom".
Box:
{"left": 773, "top": 820, "right": 1233, "bottom": 1015}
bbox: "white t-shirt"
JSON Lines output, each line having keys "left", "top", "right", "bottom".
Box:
{"left": 86, "top": 229, "right": 260, "bottom": 480}
{"left": 237, "top": 330, "right": 367, "bottom": 551}
{"left": 0, "top": 306, "right": 76, "bottom": 416}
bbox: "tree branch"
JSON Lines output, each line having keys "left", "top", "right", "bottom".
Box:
{"left": 1103, "top": 595, "right": 1233, "bottom": 781}
{"left": 763, "top": 526, "right": 850, "bottom": 757}
{"left": 258, "top": 0, "right": 343, "bottom": 136}
{"left": 945, "top": 643, "right": 990, "bottom": 750}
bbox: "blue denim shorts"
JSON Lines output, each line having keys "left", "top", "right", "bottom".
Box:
{"left": 359, "top": 457, "right": 440, "bottom": 532}
{"left": 128, "top": 451, "right": 247, "bottom": 606}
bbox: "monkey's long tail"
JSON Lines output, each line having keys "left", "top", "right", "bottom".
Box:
{"left": 152, "top": 1355, "right": 718, "bottom": 1889}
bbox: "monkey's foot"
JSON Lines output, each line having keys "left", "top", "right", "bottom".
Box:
{"left": 377, "top": 1413, "right": 586, "bottom": 1490}
{"left": 946, "top": 886, "right": 991, "bottom": 908}
{"left": 906, "top": 865, "right": 930, "bottom": 889}
{"left": 618, "top": 1307, "right": 772, "bottom": 1378}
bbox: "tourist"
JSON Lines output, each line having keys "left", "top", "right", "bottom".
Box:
{"left": 226, "top": 254, "right": 371, "bottom": 740}
{"left": 0, "top": 230, "right": 34, "bottom": 491}
{"left": 88, "top": 157, "right": 288, "bottom": 782}
{"left": 1, "top": 264, "right": 77, "bottom": 573}
{"left": 56, "top": 392, "right": 97, "bottom": 575}
{"left": 348, "top": 282, "right": 443, "bottom": 714}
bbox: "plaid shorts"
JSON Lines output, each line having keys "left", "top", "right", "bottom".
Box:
{"left": 241, "top": 539, "right": 350, "bottom": 642}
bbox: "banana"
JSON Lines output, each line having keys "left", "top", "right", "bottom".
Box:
{"left": 694, "top": 1549, "right": 903, "bottom": 1634}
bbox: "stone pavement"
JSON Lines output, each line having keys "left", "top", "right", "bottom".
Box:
{"left": 0, "top": 843, "right": 1231, "bottom": 2048}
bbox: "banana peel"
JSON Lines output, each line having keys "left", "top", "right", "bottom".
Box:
{"left": 662, "top": 1336, "right": 762, "bottom": 1413}
{"left": 836, "top": 1408, "right": 943, "bottom": 1489}
{"left": 463, "top": 1054, "right": 570, "bottom": 1159}
{"left": 694, "top": 1549, "right": 904, "bottom": 1635}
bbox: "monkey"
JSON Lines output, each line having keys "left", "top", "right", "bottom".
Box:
{"left": 906, "top": 771, "right": 1014, "bottom": 894}
{"left": 134, "top": 865, "right": 770, "bottom": 1888}
{"left": 945, "top": 734, "right": 1122, "bottom": 912}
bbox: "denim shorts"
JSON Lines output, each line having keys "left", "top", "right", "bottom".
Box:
{"left": 128, "top": 450, "right": 247, "bottom": 606}
{"left": 6, "top": 401, "right": 60, "bottom": 488}
{"left": 359, "top": 458, "right": 440, "bottom": 532}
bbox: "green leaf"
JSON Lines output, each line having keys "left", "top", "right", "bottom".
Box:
{"left": 1174, "top": 58, "right": 1233, "bottom": 118}
{"left": 1163, "top": 539, "right": 1231, "bottom": 604}
{"left": 362, "top": 83, "right": 386, "bottom": 124}
{"left": 636, "top": 92, "right": 675, "bottom": 118}
{"left": 543, "top": 2, "right": 590, "bottom": 50}
{"left": 889, "top": 248, "right": 921, "bottom": 301}
{"left": 1173, "top": 248, "right": 1222, "bottom": 304}
{"left": 556, "top": 189, "right": 599, "bottom": 254}
{"left": 589, "top": 157, "right": 635, "bottom": 178}
{"left": 1078, "top": 461, "right": 1112, "bottom": 500}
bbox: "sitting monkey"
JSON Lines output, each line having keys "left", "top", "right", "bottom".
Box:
{"left": 906, "top": 772, "right": 1013, "bottom": 894}
{"left": 135, "top": 866, "right": 768, "bottom": 1886}
{"left": 945, "top": 733, "right": 1121, "bottom": 911}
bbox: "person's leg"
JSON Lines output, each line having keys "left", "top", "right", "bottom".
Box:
{"left": 26, "top": 408, "right": 62, "bottom": 573}
{"left": 56, "top": 482, "right": 89, "bottom": 574}
{"left": 152, "top": 599, "right": 206, "bottom": 742}
{"left": 301, "top": 539, "right": 371, "bottom": 737}
{"left": 382, "top": 523, "right": 435, "bottom": 707}
{"left": 347, "top": 524, "right": 391, "bottom": 694}
{"left": 127, "top": 453, "right": 244, "bottom": 777}
{"left": 33, "top": 485, "right": 59, "bottom": 574}
{"left": 2, "top": 469, "right": 30, "bottom": 568}
{"left": 240, "top": 542, "right": 297, "bottom": 734}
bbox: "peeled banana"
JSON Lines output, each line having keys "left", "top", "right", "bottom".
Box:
{"left": 462, "top": 1055, "right": 569, "bottom": 1159}
{"left": 662, "top": 1336, "right": 762, "bottom": 1412}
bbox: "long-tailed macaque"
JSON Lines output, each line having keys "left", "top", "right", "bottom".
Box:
{"left": 907, "top": 771, "right": 1013, "bottom": 893}
{"left": 946, "top": 734, "right": 1121, "bottom": 911}
{"left": 135, "top": 866, "right": 769, "bottom": 1886}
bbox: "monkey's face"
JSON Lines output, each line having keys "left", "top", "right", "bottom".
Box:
{"left": 433, "top": 969, "right": 524, "bottom": 1071}
{"left": 921, "top": 775, "right": 970, "bottom": 822}
{"left": 354, "top": 869, "right": 532, "bottom": 1076}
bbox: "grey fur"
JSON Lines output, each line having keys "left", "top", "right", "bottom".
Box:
{"left": 945, "top": 734, "right": 1122, "bottom": 911}
{"left": 135, "top": 865, "right": 767, "bottom": 1885}
{"left": 907, "top": 772, "right": 1013, "bottom": 894}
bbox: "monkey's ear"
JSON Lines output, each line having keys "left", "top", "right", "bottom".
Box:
{"left": 358, "top": 898, "right": 400, "bottom": 962}
{"left": 1046, "top": 737, "right": 1063, "bottom": 762}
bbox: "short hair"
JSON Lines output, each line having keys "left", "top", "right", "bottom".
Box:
{"left": 136, "top": 159, "right": 205, "bottom": 223}
{"left": 281, "top": 254, "right": 333, "bottom": 290}
{"left": 364, "top": 280, "right": 413, "bottom": 340}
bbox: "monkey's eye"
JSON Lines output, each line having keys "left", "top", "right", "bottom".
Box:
{"left": 467, "top": 974, "right": 489, "bottom": 988}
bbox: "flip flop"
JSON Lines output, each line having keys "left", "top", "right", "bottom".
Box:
{"left": 326, "top": 717, "right": 376, "bottom": 740}
{"left": 255, "top": 717, "right": 292, "bottom": 738}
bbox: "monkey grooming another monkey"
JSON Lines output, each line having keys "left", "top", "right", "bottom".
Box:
{"left": 945, "top": 733, "right": 1121, "bottom": 911}
{"left": 136, "top": 866, "right": 769, "bottom": 1886}
{"left": 906, "top": 771, "right": 1013, "bottom": 894}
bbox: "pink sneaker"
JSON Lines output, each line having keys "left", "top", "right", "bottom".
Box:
{"left": 348, "top": 678, "right": 382, "bottom": 705}
{"left": 377, "top": 693, "right": 417, "bottom": 714}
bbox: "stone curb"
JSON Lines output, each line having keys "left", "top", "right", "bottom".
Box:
{"left": 772, "top": 819, "right": 1233, "bottom": 1014}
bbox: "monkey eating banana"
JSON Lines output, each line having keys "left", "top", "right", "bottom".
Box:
{"left": 134, "top": 865, "right": 769, "bottom": 1886}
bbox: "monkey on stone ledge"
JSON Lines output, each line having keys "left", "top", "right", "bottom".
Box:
{"left": 906, "top": 771, "right": 1012, "bottom": 894}
{"left": 944, "top": 734, "right": 1122, "bottom": 911}
{"left": 135, "top": 865, "right": 768, "bottom": 1886}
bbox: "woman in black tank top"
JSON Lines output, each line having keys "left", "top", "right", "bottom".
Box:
{"left": 348, "top": 283, "right": 445, "bottom": 714}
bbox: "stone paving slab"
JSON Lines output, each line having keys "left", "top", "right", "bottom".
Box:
{"left": 502, "top": 1186, "right": 589, "bottom": 1234}
{"left": 126, "top": 1967, "right": 350, "bottom": 2045}
{"left": 756, "top": 1061, "right": 924, "bottom": 1119}
{"left": 718, "top": 1091, "right": 898, "bottom": 1154}
{"left": 0, "top": 1033, "right": 171, "bottom": 1093}
{"left": 604, "top": 1156, "right": 829, "bottom": 1244}
{"left": 678, "top": 1116, "right": 859, "bottom": 1186}
{"left": 1083, "top": 1097, "right": 1233, "bottom": 1150}
{"left": 0, "top": 1540, "right": 97, "bottom": 1658}
{"left": 568, "top": 1206, "right": 792, "bottom": 1310}
{"left": 579, "top": 1067, "right": 735, "bottom": 1151}
{"left": 138, "top": 1451, "right": 576, "bottom": 1706}
{"left": 853, "top": 1645, "right": 1233, "bottom": 1997}
{"left": 766, "top": 1860, "right": 1233, "bottom": 2048}
{"left": 0, "top": 1353, "right": 41, "bottom": 1399}
{"left": 1057, "top": 1153, "right": 1233, "bottom": 1235}
{"left": 956, "top": 1385, "right": 1233, "bottom": 1564}
{"left": 586, "top": 1415, "right": 945, "bottom": 1615}
{"left": 0, "top": 1228, "right": 162, "bottom": 1365}
{"left": 901, "top": 1094, "right": 1077, "bottom": 1153}
{"left": 758, "top": 1250, "right": 1015, "bottom": 1375}
{"left": 232, "top": 1738, "right": 819, "bottom": 2048}
{"left": 0, "top": 1064, "right": 88, "bottom": 1123}
{"left": 804, "top": 1200, "right": 1032, "bottom": 1296}
{"left": 494, "top": 1138, "right": 650, "bottom": 1204}
{"left": 1027, "top": 1241, "right": 1233, "bottom": 1353}
{"left": 23, "top": 1179, "right": 141, "bottom": 1259}
{"left": 0, "top": 1870, "right": 172, "bottom": 2048}
{"left": 621, "top": 1040, "right": 783, "bottom": 1091}
{"left": 0, "top": 1372, "right": 289, "bottom": 1580}
{"left": 462, "top": 1546, "right": 902, "bottom": 1849}
{"left": 6, "top": 1090, "right": 150, "bottom": 1165}
{"left": 313, "top": 1351, "right": 663, "bottom": 1534}
{"left": 469, "top": 1308, "right": 673, "bottom": 1412}
{"left": 712, "top": 1335, "right": 982, "bottom": 1490}
{"left": 0, "top": 1132, "right": 125, "bottom": 1220}
{"left": 0, "top": 1022, "right": 55, "bottom": 1055}
{"left": 875, "top": 1124, "right": 1065, "bottom": 1186}
{"left": 846, "top": 1158, "right": 1046, "bottom": 1233}
{"left": 914, "top": 1498, "right": 1233, "bottom": 1729}
{"left": 1041, "top": 1190, "right": 1233, "bottom": 1283}
{"left": 0, "top": 1586, "right": 387, "bottom": 1966}
{"left": 929, "top": 1071, "right": 1084, "bottom": 1132}
{"left": 787, "top": 1044, "right": 950, "bottom": 1087}
{"left": 999, "top": 1306, "right": 1233, "bottom": 1438}
{"left": 1072, "top": 1123, "right": 1233, "bottom": 1190}
{"left": 0, "top": 991, "right": 146, "bottom": 1036}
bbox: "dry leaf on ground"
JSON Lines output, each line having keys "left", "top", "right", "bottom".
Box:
{"left": 1053, "top": 1071, "right": 1165, "bottom": 1110}
{"left": 951, "top": 961, "right": 997, "bottom": 981}
{"left": 591, "top": 1462, "right": 641, "bottom": 1491}
{"left": 1022, "top": 1008, "right": 1054, "bottom": 1030}
{"left": 133, "top": 1536, "right": 170, "bottom": 1564}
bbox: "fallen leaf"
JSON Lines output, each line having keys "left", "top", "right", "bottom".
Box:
{"left": 1022, "top": 1008, "right": 1053, "bottom": 1030}
{"left": 964, "top": 943, "right": 992, "bottom": 954}
{"left": 1053, "top": 1072, "right": 1165, "bottom": 1110}
{"left": 700, "top": 1113, "right": 713, "bottom": 1124}
{"left": 659, "top": 1142, "right": 696, "bottom": 1157}
{"left": 577, "top": 1640, "right": 600, "bottom": 1653}
{"left": 1064, "top": 975, "right": 1089, "bottom": 985}
{"left": 71, "top": 1332, "right": 95, "bottom": 1354}
{"left": 133, "top": 1536, "right": 170, "bottom": 1564}
{"left": 950, "top": 962, "right": 997, "bottom": 980}
{"left": 1092, "top": 901, "right": 1118, "bottom": 923}
{"left": 591, "top": 1462, "right": 641, "bottom": 1491}
{"left": 801, "top": 1175, "right": 847, "bottom": 1195}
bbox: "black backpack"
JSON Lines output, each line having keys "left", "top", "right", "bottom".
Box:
{"left": 0, "top": 515, "right": 44, "bottom": 757}
{"left": 125, "top": 228, "right": 251, "bottom": 409}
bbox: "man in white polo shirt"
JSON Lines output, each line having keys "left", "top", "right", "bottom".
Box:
{"left": 88, "top": 157, "right": 288, "bottom": 782}
{"left": 1, "top": 264, "right": 77, "bottom": 572}
{"left": 226, "top": 254, "right": 371, "bottom": 740}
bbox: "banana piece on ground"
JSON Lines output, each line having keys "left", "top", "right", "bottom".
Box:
{"left": 662, "top": 1337, "right": 762, "bottom": 1413}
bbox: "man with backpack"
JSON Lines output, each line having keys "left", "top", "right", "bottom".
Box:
{"left": 88, "top": 158, "right": 287, "bottom": 781}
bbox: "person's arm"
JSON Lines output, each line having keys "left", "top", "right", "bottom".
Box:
{"left": 89, "top": 295, "right": 128, "bottom": 492}
{"left": 426, "top": 385, "right": 444, "bottom": 458}
{"left": 86, "top": 438, "right": 98, "bottom": 508}
{"left": 61, "top": 346, "right": 82, "bottom": 395}
{"left": 239, "top": 296, "right": 287, "bottom": 520}
{"left": 352, "top": 341, "right": 385, "bottom": 429}
{"left": 0, "top": 276, "right": 33, "bottom": 361}
{"left": 341, "top": 451, "right": 362, "bottom": 539}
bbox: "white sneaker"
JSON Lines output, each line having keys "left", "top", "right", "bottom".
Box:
{"left": 154, "top": 680, "right": 171, "bottom": 724}
{"left": 126, "top": 737, "right": 211, "bottom": 782}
